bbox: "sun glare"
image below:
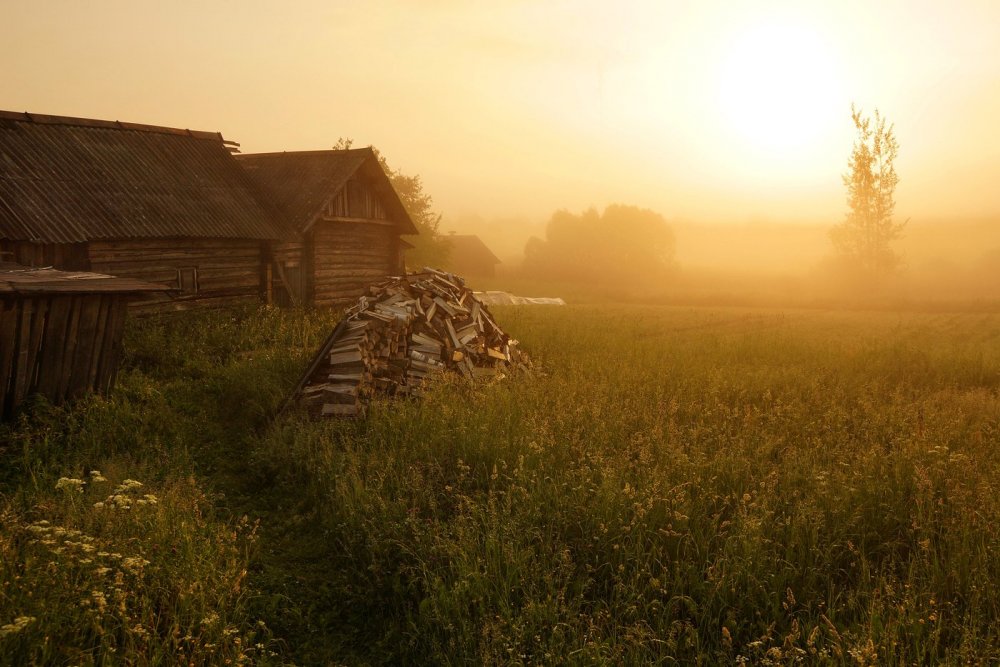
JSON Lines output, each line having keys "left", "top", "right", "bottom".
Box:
{"left": 714, "top": 20, "right": 843, "bottom": 166}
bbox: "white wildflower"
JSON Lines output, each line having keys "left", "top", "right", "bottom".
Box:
{"left": 55, "top": 477, "right": 85, "bottom": 492}
{"left": 121, "top": 557, "right": 150, "bottom": 573}
{"left": 0, "top": 616, "right": 36, "bottom": 638}
{"left": 90, "top": 591, "right": 108, "bottom": 613}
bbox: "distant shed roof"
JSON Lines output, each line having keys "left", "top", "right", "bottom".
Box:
{"left": 447, "top": 234, "right": 501, "bottom": 265}
{"left": 237, "top": 149, "right": 418, "bottom": 235}
{"left": 0, "top": 262, "right": 171, "bottom": 294}
{"left": 0, "top": 110, "right": 288, "bottom": 243}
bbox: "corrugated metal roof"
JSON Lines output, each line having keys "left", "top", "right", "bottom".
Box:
{"left": 0, "top": 110, "right": 289, "bottom": 243}
{"left": 237, "top": 148, "right": 418, "bottom": 235}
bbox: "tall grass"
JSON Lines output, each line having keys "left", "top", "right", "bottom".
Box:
{"left": 260, "top": 306, "right": 1000, "bottom": 664}
{"left": 0, "top": 305, "right": 337, "bottom": 665}
{"left": 3, "top": 303, "right": 999, "bottom": 664}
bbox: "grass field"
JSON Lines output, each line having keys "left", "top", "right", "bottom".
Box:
{"left": 2, "top": 303, "right": 1000, "bottom": 664}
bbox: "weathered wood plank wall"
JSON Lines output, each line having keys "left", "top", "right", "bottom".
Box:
{"left": 0, "top": 293, "right": 128, "bottom": 419}
{"left": 88, "top": 238, "right": 266, "bottom": 310}
{"left": 0, "top": 241, "right": 90, "bottom": 271}
{"left": 311, "top": 222, "right": 399, "bottom": 307}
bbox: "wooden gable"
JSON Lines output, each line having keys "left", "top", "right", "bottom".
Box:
{"left": 323, "top": 177, "right": 391, "bottom": 223}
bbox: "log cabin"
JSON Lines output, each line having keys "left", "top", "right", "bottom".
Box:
{"left": 237, "top": 149, "right": 418, "bottom": 307}
{"left": 0, "top": 110, "right": 289, "bottom": 310}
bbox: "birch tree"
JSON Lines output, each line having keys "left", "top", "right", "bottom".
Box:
{"left": 830, "top": 105, "right": 906, "bottom": 276}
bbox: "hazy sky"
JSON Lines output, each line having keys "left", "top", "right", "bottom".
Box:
{"left": 4, "top": 0, "right": 1000, "bottom": 225}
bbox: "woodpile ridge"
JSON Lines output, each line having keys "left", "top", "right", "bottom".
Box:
{"left": 292, "top": 269, "right": 529, "bottom": 417}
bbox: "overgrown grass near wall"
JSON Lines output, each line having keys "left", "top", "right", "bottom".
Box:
{"left": 0, "top": 305, "right": 337, "bottom": 665}
{"left": 3, "top": 304, "right": 1000, "bottom": 664}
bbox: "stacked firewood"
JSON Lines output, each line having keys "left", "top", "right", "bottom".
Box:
{"left": 294, "top": 269, "right": 528, "bottom": 417}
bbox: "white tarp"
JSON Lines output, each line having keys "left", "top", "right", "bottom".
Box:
{"left": 473, "top": 291, "right": 566, "bottom": 306}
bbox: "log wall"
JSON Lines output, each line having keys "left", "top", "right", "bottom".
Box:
{"left": 0, "top": 241, "right": 89, "bottom": 270}
{"left": 0, "top": 293, "right": 128, "bottom": 419}
{"left": 312, "top": 221, "right": 400, "bottom": 308}
{"left": 88, "top": 238, "right": 267, "bottom": 310}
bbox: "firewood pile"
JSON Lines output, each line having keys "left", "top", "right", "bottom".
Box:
{"left": 293, "top": 269, "right": 529, "bottom": 418}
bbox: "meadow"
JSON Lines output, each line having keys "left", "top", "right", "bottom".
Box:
{"left": 2, "top": 302, "right": 999, "bottom": 665}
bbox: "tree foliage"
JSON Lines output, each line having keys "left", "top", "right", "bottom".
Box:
{"left": 523, "top": 205, "right": 676, "bottom": 284}
{"left": 830, "top": 105, "right": 906, "bottom": 276}
{"left": 333, "top": 138, "right": 451, "bottom": 269}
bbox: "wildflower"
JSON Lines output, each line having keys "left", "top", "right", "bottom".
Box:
{"left": 93, "top": 502, "right": 105, "bottom": 510}
{"left": 0, "top": 616, "right": 36, "bottom": 638}
{"left": 56, "top": 477, "right": 85, "bottom": 492}
{"left": 143, "top": 494, "right": 158, "bottom": 505}
{"left": 90, "top": 591, "right": 108, "bottom": 613}
{"left": 89, "top": 470, "right": 108, "bottom": 483}
{"left": 121, "top": 557, "right": 150, "bottom": 573}
{"left": 117, "top": 479, "right": 144, "bottom": 492}
{"left": 202, "top": 612, "right": 220, "bottom": 627}
{"left": 95, "top": 567, "right": 112, "bottom": 576}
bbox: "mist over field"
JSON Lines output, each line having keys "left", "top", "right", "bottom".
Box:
{"left": 442, "top": 214, "right": 1000, "bottom": 308}
{"left": 4, "top": 1, "right": 1000, "bottom": 664}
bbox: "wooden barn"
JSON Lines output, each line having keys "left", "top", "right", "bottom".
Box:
{"left": 0, "top": 263, "right": 168, "bottom": 419}
{"left": 237, "top": 149, "right": 417, "bottom": 308}
{"left": 445, "top": 234, "right": 501, "bottom": 279}
{"left": 0, "top": 110, "right": 288, "bottom": 310}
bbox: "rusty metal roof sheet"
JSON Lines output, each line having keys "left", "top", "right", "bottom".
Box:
{"left": 237, "top": 148, "right": 418, "bottom": 235}
{"left": 0, "top": 262, "right": 172, "bottom": 294}
{"left": 0, "top": 110, "right": 289, "bottom": 243}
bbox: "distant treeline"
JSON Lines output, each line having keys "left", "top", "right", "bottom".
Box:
{"left": 522, "top": 205, "right": 675, "bottom": 285}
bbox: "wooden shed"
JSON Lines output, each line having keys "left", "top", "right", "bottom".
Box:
{"left": 0, "top": 110, "right": 289, "bottom": 310}
{"left": 0, "top": 263, "right": 168, "bottom": 419}
{"left": 444, "top": 234, "right": 501, "bottom": 279}
{"left": 237, "top": 149, "right": 418, "bottom": 308}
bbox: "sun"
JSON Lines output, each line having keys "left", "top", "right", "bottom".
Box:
{"left": 714, "top": 20, "right": 844, "bottom": 164}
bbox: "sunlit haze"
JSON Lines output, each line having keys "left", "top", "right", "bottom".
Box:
{"left": 4, "top": 1, "right": 1000, "bottom": 236}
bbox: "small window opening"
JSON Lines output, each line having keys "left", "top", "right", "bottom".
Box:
{"left": 176, "top": 267, "right": 199, "bottom": 294}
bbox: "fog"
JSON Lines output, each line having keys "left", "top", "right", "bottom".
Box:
{"left": 443, "top": 214, "right": 1000, "bottom": 308}
{"left": 5, "top": 2, "right": 1000, "bottom": 308}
